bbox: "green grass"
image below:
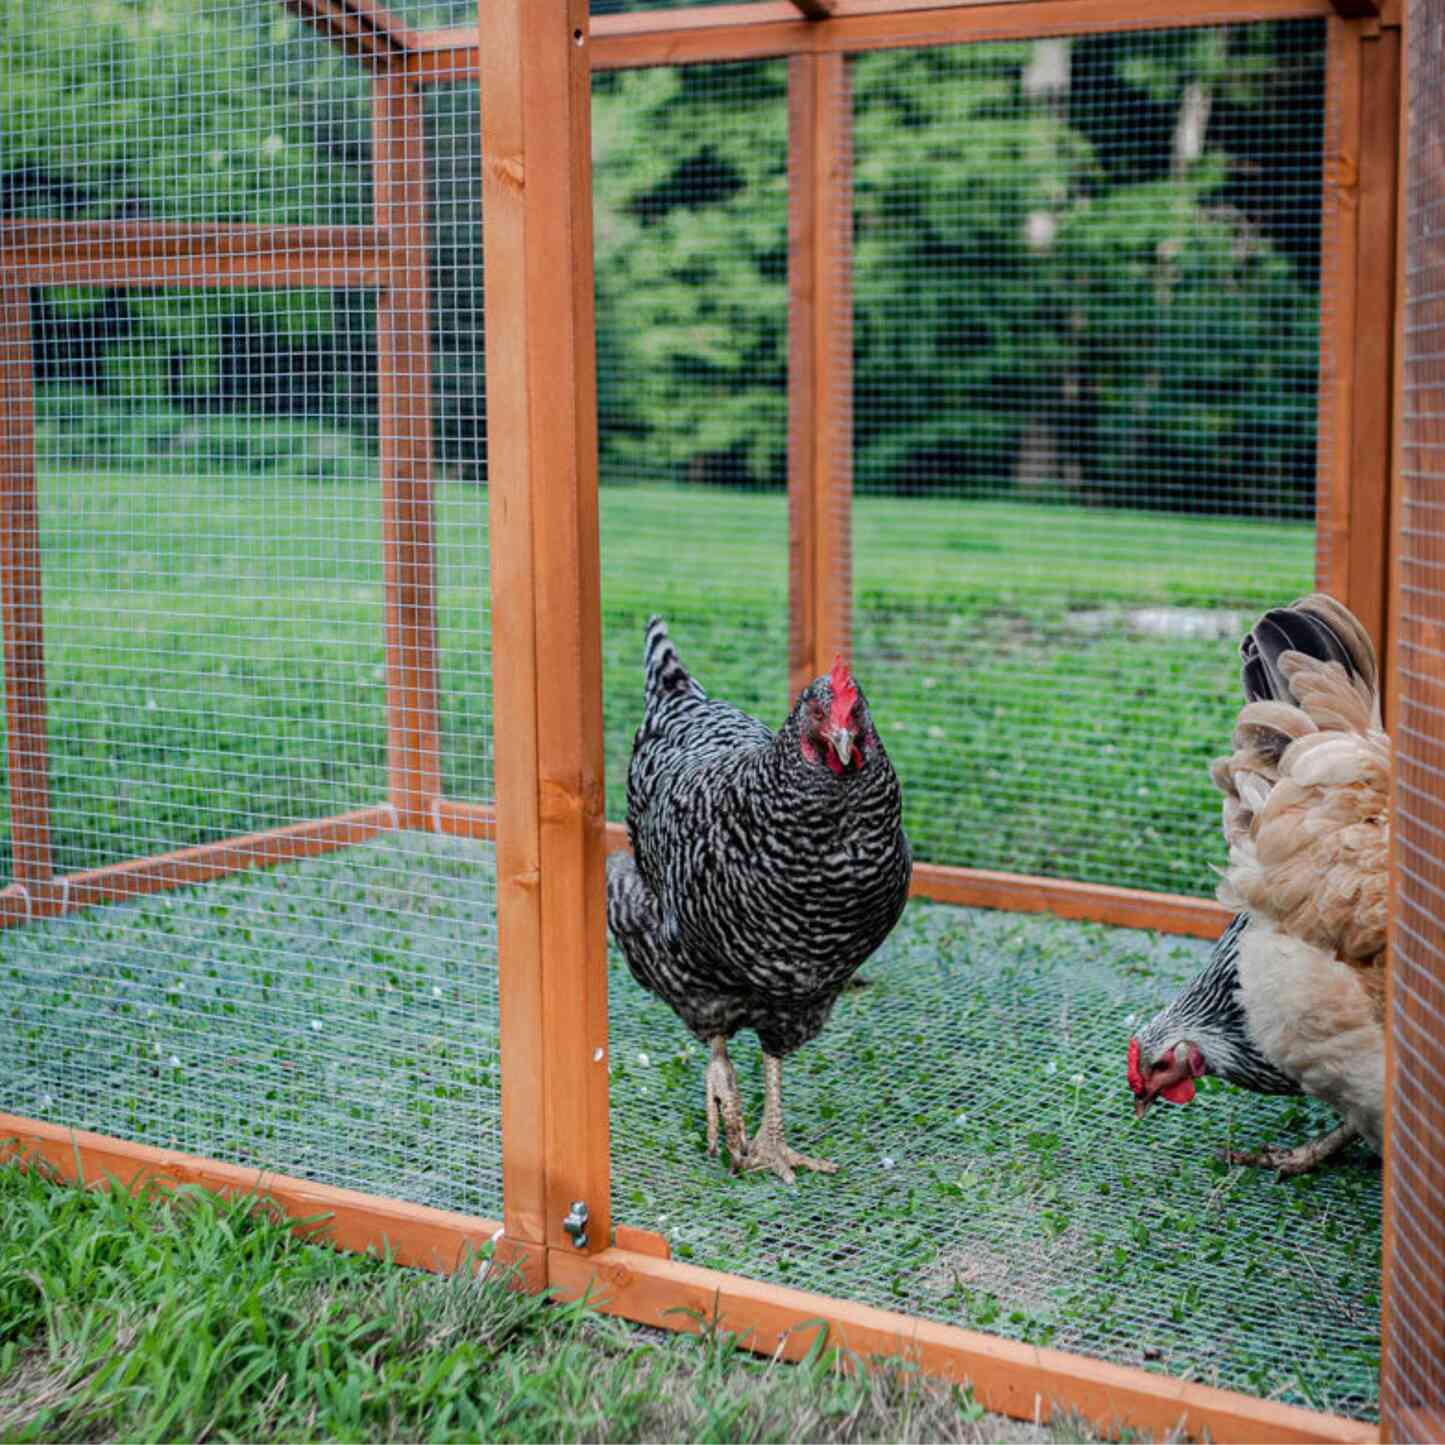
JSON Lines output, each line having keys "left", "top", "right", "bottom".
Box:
{"left": 4, "top": 468, "right": 1314, "bottom": 895}
{"left": 0, "top": 1162, "right": 1106, "bottom": 1443}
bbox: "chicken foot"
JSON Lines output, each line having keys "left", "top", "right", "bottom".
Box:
{"left": 1222, "top": 1120, "right": 1357, "bottom": 1178}
{"left": 742, "top": 1053, "right": 838, "bottom": 1185}
{"left": 705, "top": 1036, "right": 749, "bottom": 1168}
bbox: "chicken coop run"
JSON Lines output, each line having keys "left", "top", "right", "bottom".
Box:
{"left": 0, "top": 0, "right": 1441, "bottom": 1438}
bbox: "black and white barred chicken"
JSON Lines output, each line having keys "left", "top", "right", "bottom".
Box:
{"left": 1129, "top": 595, "right": 1388, "bottom": 1176}
{"left": 606, "top": 617, "right": 912, "bottom": 1183}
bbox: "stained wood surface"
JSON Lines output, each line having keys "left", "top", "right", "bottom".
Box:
{"left": 549, "top": 1246, "right": 1377, "bottom": 1444}
{"left": 0, "top": 1112, "right": 539, "bottom": 1285}
{"left": 479, "top": 0, "right": 611, "bottom": 1255}
{"left": 374, "top": 73, "right": 442, "bottom": 829}
{"left": 1318, "top": 19, "right": 1363, "bottom": 602}
{"left": 1346, "top": 29, "right": 1401, "bottom": 676}
{"left": 1381, "top": 2, "right": 1445, "bottom": 1429}
{"left": 0, "top": 287, "right": 52, "bottom": 894}
{"left": 281, "top": 0, "right": 419, "bottom": 68}
{"left": 0, "top": 806, "right": 397, "bottom": 928}
{"left": 788, "top": 54, "right": 854, "bottom": 700}
{"left": 0, "top": 221, "right": 389, "bottom": 289}
{"left": 410, "top": 0, "right": 1355, "bottom": 81}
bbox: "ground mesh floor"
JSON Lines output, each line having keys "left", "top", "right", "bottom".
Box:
{"left": 0, "top": 832, "right": 1381, "bottom": 1420}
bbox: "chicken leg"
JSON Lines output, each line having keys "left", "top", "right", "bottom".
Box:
{"left": 705, "top": 1036, "right": 749, "bottom": 1167}
{"left": 1222, "top": 1120, "right": 1357, "bottom": 1177}
{"left": 742, "top": 1053, "right": 838, "bottom": 1184}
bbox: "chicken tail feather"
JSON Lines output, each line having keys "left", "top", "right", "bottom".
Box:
{"left": 643, "top": 615, "right": 704, "bottom": 711}
{"left": 1239, "top": 593, "right": 1379, "bottom": 724}
{"left": 1215, "top": 595, "right": 1390, "bottom": 968}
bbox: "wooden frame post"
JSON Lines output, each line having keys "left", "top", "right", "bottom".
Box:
{"left": 1318, "top": 12, "right": 1401, "bottom": 674}
{"left": 788, "top": 52, "right": 853, "bottom": 698}
{"left": 374, "top": 71, "right": 442, "bottom": 830}
{"left": 1382, "top": 4, "right": 1445, "bottom": 1436}
{"left": 1318, "top": 17, "right": 1363, "bottom": 607}
{"left": 1347, "top": 19, "right": 1402, "bottom": 668}
{"left": 480, "top": 0, "right": 611, "bottom": 1261}
{"left": 0, "top": 287, "right": 53, "bottom": 896}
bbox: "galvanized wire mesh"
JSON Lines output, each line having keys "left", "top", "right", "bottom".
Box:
{"left": 846, "top": 23, "right": 1327, "bottom": 896}
{"left": 1382, "top": 3, "right": 1445, "bottom": 1435}
{"left": 0, "top": 0, "right": 501, "bottom": 1220}
{"left": 593, "top": 60, "right": 793, "bottom": 813}
{"left": 601, "top": 18, "right": 1377, "bottom": 1422}
{"left": 608, "top": 904, "right": 1381, "bottom": 1417}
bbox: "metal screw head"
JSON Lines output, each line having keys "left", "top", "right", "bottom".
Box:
{"left": 562, "top": 1199, "right": 589, "bottom": 1249}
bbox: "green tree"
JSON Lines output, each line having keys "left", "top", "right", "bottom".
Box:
{"left": 591, "top": 61, "right": 790, "bottom": 488}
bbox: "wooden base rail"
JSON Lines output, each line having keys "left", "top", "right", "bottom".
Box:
{"left": 0, "top": 804, "right": 398, "bottom": 929}
{"left": 550, "top": 1247, "right": 1377, "bottom": 1445}
{"left": 0, "top": 1112, "right": 538, "bottom": 1286}
{"left": 0, "top": 796, "right": 1227, "bottom": 941}
{"left": 908, "top": 861, "right": 1231, "bottom": 939}
{"left": 0, "top": 1113, "right": 1374, "bottom": 1445}
{"left": 434, "top": 800, "right": 1229, "bottom": 938}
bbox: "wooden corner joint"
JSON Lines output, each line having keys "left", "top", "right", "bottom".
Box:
{"left": 613, "top": 1223, "right": 672, "bottom": 1260}
{"left": 493, "top": 1233, "right": 549, "bottom": 1293}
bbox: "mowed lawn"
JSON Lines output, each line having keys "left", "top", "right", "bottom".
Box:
{"left": 3, "top": 469, "right": 1312, "bottom": 894}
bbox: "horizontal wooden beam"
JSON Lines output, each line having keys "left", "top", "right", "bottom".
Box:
{"left": 1328, "top": 0, "right": 1379, "bottom": 15}
{"left": 0, "top": 804, "right": 398, "bottom": 927}
{"left": 407, "top": 0, "right": 1349, "bottom": 82}
{"left": 592, "top": 815, "right": 1228, "bottom": 938}
{"left": 431, "top": 797, "right": 498, "bottom": 842}
{"left": 909, "top": 861, "right": 1231, "bottom": 938}
{"left": 434, "top": 806, "right": 1227, "bottom": 939}
{"left": 0, "top": 1112, "right": 541, "bottom": 1286}
{"left": 281, "top": 0, "right": 419, "bottom": 68}
{"left": 0, "top": 221, "right": 393, "bottom": 290}
{"left": 549, "top": 1245, "right": 1376, "bottom": 1445}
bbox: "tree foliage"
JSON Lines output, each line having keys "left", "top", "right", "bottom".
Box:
{"left": 3, "top": 2, "right": 1325, "bottom": 516}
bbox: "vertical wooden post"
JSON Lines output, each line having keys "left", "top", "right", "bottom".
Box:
{"left": 788, "top": 53, "right": 853, "bottom": 700}
{"left": 481, "top": 0, "right": 610, "bottom": 1259}
{"left": 0, "top": 287, "right": 53, "bottom": 894}
{"left": 1346, "top": 23, "right": 1402, "bottom": 666}
{"left": 1382, "top": 5, "right": 1445, "bottom": 1437}
{"left": 1317, "top": 18, "right": 1363, "bottom": 606}
{"left": 374, "top": 70, "right": 441, "bottom": 830}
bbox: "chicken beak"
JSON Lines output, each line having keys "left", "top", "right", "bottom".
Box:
{"left": 1134, "top": 1095, "right": 1153, "bottom": 1120}
{"left": 829, "top": 727, "right": 854, "bottom": 768}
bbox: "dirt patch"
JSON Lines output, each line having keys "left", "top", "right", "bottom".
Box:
{"left": 1067, "top": 606, "right": 1249, "bottom": 641}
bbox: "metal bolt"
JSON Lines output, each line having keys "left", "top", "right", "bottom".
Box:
{"left": 562, "top": 1199, "right": 589, "bottom": 1249}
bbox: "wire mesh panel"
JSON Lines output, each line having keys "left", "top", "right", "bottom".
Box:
{"left": 848, "top": 23, "right": 1326, "bottom": 896}
{"left": 1383, "top": 3, "right": 1445, "bottom": 1436}
{"left": 608, "top": 905, "right": 1381, "bottom": 1415}
{"left": 0, "top": 2, "right": 501, "bottom": 1221}
{"left": 423, "top": 82, "right": 492, "bottom": 808}
{"left": 593, "top": 60, "right": 792, "bottom": 815}
{"left": 603, "top": 19, "right": 1380, "bottom": 1423}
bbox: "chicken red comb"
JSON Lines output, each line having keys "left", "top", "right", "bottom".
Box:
{"left": 829, "top": 654, "right": 858, "bottom": 729}
{"left": 1127, "top": 1036, "right": 1145, "bottom": 1096}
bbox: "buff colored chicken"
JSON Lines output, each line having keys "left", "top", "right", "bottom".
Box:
{"left": 1130, "top": 595, "right": 1389, "bottom": 1175}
